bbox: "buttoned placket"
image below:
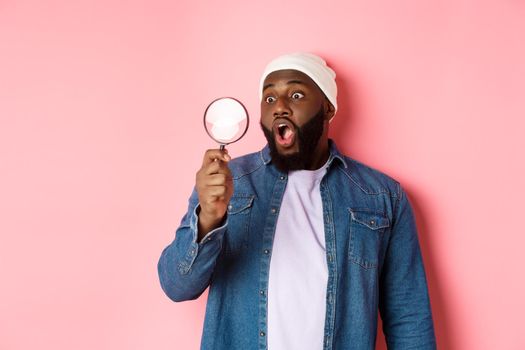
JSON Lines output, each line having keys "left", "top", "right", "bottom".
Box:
{"left": 258, "top": 172, "right": 288, "bottom": 350}
{"left": 320, "top": 176, "right": 337, "bottom": 350}
{"left": 256, "top": 166, "right": 339, "bottom": 350}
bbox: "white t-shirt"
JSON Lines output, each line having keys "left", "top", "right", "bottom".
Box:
{"left": 268, "top": 163, "right": 329, "bottom": 350}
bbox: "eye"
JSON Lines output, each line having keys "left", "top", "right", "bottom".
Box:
{"left": 265, "top": 96, "right": 276, "bottom": 104}
{"left": 291, "top": 92, "right": 304, "bottom": 100}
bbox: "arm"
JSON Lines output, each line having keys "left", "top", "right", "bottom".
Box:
{"left": 157, "top": 149, "right": 233, "bottom": 302}
{"left": 379, "top": 184, "right": 437, "bottom": 349}
{"left": 157, "top": 189, "right": 227, "bottom": 302}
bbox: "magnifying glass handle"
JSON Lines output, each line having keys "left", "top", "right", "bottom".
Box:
{"left": 213, "top": 144, "right": 226, "bottom": 163}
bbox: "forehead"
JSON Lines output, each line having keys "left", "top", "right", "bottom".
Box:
{"left": 263, "top": 69, "right": 320, "bottom": 91}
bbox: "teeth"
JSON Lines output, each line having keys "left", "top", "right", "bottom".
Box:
{"left": 277, "top": 124, "right": 287, "bottom": 137}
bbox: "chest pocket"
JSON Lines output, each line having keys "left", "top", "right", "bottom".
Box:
{"left": 225, "top": 194, "right": 255, "bottom": 254}
{"left": 348, "top": 208, "right": 390, "bottom": 269}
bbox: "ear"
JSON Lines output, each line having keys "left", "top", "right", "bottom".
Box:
{"left": 324, "top": 99, "right": 335, "bottom": 121}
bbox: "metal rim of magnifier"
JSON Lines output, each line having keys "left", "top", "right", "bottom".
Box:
{"left": 203, "top": 96, "right": 250, "bottom": 149}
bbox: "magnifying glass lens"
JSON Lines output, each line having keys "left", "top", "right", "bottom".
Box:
{"left": 204, "top": 97, "right": 249, "bottom": 148}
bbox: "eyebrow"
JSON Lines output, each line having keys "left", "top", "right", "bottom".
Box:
{"left": 263, "top": 79, "right": 306, "bottom": 92}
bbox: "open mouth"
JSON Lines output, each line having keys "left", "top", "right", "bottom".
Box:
{"left": 273, "top": 119, "right": 296, "bottom": 147}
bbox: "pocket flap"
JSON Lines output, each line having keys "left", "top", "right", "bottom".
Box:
{"left": 349, "top": 208, "right": 390, "bottom": 230}
{"left": 227, "top": 195, "right": 255, "bottom": 215}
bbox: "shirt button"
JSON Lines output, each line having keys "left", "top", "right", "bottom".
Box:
{"left": 280, "top": 175, "right": 285, "bottom": 180}
{"left": 190, "top": 249, "right": 196, "bottom": 256}
{"left": 271, "top": 208, "right": 277, "bottom": 214}
{"left": 370, "top": 220, "right": 375, "bottom": 225}
{"left": 260, "top": 290, "right": 265, "bottom": 295}
{"left": 260, "top": 331, "right": 265, "bottom": 337}
{"left": 264, "top": 249, "right": 270, "bottom": 254}
{"left": 228, "top": 205, "right": 233, "bottom": 211}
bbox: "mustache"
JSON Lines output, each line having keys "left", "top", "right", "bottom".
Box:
{"left": 261, "top": 117, "right": 298, "bottom": 134}
{"left": 271, "top": 117, "right": 298, "bottom": 130}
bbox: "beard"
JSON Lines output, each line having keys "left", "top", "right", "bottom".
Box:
{"left": 260, "top": 106, "right": 325, "bottom": 172}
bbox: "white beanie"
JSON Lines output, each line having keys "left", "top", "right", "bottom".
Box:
{"left": 259, "top": 52, "right": 338, "bottom": 118}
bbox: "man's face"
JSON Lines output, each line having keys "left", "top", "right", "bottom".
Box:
{"left": 260, "top": 69, "right": 332, "bottom": 172}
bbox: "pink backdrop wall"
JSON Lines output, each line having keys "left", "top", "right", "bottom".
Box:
{"left": 1, "top": 1, "right": 524, "bottom": 349}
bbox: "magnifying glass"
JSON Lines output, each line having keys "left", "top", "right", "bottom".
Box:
{"left": 204, "top": 97, "right": 249, "bottom": 150}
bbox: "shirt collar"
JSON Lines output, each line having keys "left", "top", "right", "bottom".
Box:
{"left": 326, "top": 139, "right": 348, "bottom": 169}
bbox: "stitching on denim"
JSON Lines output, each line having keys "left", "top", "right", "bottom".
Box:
{"left": 392, "top": 183, "right": 402, "bottom": 224}
{"left": 227, "top": 195, "right": 255, "bottom": 215}
{"left": 224, "top": 195, "right": 254, "bottom": 254}
{"left": 233, "top": 158, "right": 265, "bottom": 180}
{"left": 259, "top": 149, "right": 271, "bottom": 165}
{"left": 351, "top": 259, "right": 378, "bottom": 269}
{"left": 348, "top": 208, "right": 388, "bottom": 269}
{"left": 320, "top": 180, "right": 337, "bottom": 349}
{"left": 335, "top": 163, "right": 388, "bottom": 195}
{"left": 349, "top": 207, "right": 388, "bottom": 217}
{"left": 187, "top": 247, "right": 198, "bottom": 268}
{"left": 328, "top": 153, "right": 348, "bottom": 169}
{"left": 177, "top": 262, "right": 189, "bottom": 275}
{"left": 349, "top": 208, "right": 390, "bottom": 229}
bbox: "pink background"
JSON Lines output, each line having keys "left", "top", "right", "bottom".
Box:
{"left": 1, "top": 0, "right": 524, "bottom": 349}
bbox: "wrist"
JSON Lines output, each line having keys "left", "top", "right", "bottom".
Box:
{"left": 197, "top": 211, "right": 225, "bottom": 240}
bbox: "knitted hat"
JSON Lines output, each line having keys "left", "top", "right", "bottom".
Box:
{"left": 259, "top": 52, "right": 338, "bottom": 119}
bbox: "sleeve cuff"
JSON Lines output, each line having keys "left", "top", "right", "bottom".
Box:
{"left": 190, "top": 204, "right": 228, "bottom": 245}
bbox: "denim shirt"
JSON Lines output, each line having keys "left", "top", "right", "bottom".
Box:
{"left": 158, "top": 140, "right": 436, "bottom": 350}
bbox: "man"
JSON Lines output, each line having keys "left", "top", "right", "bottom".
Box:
{"left": 158, "top": 53, "right": 436, "bottom": 349}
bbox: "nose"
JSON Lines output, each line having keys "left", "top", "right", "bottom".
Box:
{"left": 273, "top": 98, "right": 291, "bottom": 118}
